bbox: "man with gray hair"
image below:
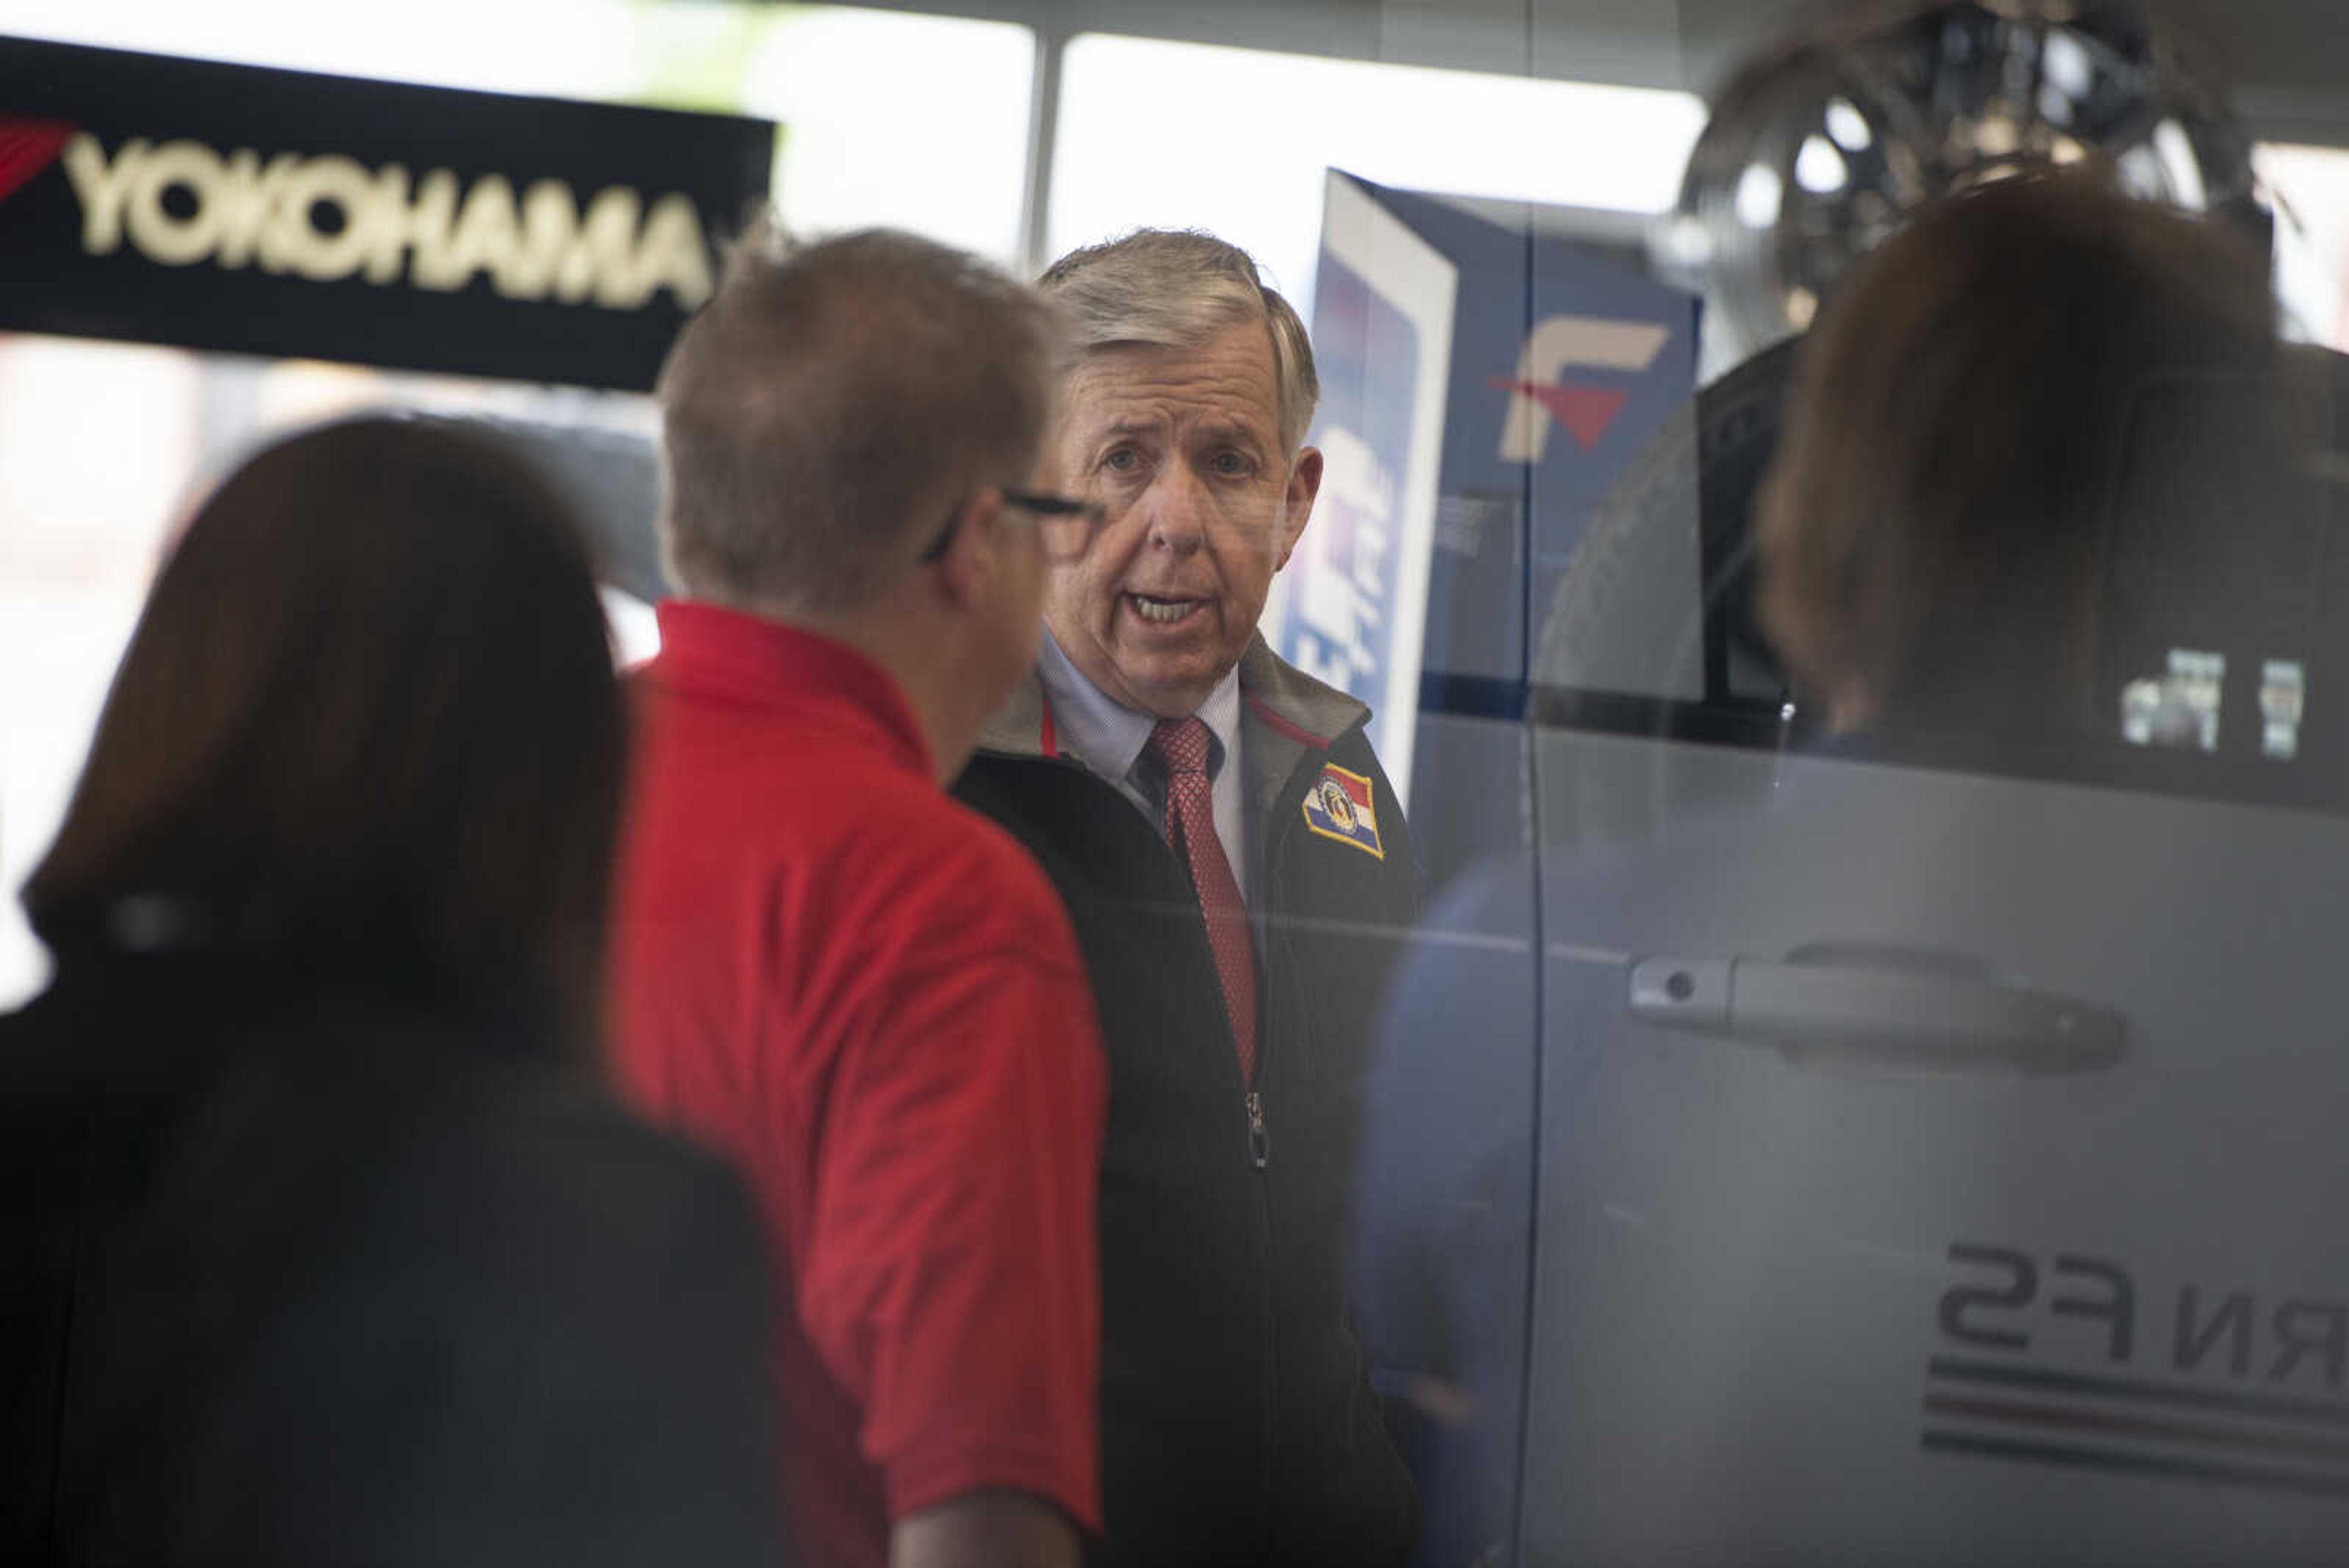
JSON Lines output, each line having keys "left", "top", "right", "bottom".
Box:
{"left": 956, "top": 229, "right": 1420, "bottom": 1567}
{"left": 614, "top": 225, "right": 1110, "bottom": 1568}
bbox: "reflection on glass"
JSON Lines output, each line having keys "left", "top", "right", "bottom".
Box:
{"left": 1795, "top": 134, "right": 1847, "bottom": 195}
{"left": 1824, "top": 97, "right": 1872, "bottom": 152}
{"left": 2262, "top": 659, "right": 2306, "bottom": 760}
{"left": 1734, "top": 162, "right": 1784, "bottom": 228}
{"left": 2121, "top": 648, "right": 2225, "bottom": 752}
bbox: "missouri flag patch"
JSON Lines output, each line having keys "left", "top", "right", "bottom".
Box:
{"left": 1301, "top": 762, "right": 1384, "bottom": 860}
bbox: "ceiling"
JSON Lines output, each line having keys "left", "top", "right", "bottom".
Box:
{"left": 760, "top": 0, "right": 2349, "bottom": 144}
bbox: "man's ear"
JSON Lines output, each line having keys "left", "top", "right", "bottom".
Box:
{"left": 930, "top": 488, "right": 1004, "bottom": 613}
{"left": 1275, "top": 446, "right": 1323, "bottom": 572}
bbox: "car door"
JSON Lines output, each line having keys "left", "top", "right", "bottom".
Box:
{"left": 1522, "top": 725, "right": 2349, "bottom": 1566}
{"left": 1505, "top": 343, "right": 2349, "bottom": 1567}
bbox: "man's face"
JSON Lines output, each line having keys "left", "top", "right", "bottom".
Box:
{"left": 1041, "top": 322, "right": 1319, "bottom": 718}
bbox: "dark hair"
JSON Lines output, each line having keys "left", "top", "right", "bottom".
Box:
{"left": 656, "top": 220, "right": 1066, "bottom": 611}
{"left": 1758, "top": 171, "right": 2282, "bottom": 734}
{"left": 24, "top": 417, "right": 623, "bottom": 1045}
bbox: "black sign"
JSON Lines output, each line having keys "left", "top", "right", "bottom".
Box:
{"left": 0, "top": 37, "right": 775, "bottom": 390}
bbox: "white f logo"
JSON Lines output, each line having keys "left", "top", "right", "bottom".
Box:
{"left": 1496, "top": 315, "right": 1672, "bottom": 464}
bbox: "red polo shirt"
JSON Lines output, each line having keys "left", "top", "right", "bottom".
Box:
{"left": 611, "top": 601, "right": 1105, "bottom": 1568}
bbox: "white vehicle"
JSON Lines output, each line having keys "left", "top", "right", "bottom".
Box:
{"left": 1357, "top": 338, "right": 2349, "bottom": 1567}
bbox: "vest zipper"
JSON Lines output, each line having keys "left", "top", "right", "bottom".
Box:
{"left": 1252, "top": 855, "right": 1290, "bottom": 1558}
{"left": 1247, "top": 853, "right": 1289, "bottom": 1173}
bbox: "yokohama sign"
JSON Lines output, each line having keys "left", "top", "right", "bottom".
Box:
{"left": 61, "top": 136, "right": 716, "bottom": 310}
{"left": 0, "top": 37, "right": 774, "bottom": 390}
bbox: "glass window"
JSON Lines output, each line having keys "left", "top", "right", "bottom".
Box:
{"left": 0, "top": 339, "right": 665, "bottom": 1007}
{"left": 741, "top": 7, "right": 1034, "bottom": 263}
{"left": 1048, "top": 33, "right": 1705, "bottom": 314}
{"left": 2257, "top": 142, "right": 2349, "bottom": 349}
{"left": 0, "top": 338, "right": 195, "bottom": 1009}
{"left": 0, "top": 0, "right": 647, "bottom": 98}
{"left": 0, "top": 1, "right": 1037, "bottom": 257}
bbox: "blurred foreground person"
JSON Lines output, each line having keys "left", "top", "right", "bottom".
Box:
{"left": 953, "top": 229, "right": 1419, "bottom": 1568}
{"left": 612, "top": 227, "right": 1106, "bottom": 1568}
{"left": 1756, "top": 171, "right": 2286, "bottom": 737}
{"left": 1, "top": 418, "right": 781, "bottom": 1567}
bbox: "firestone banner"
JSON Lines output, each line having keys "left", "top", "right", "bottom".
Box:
{"left": 0, "top": 36, "right": 775, "bottom": 390}
{"left": 1271, "top": 172, "right": 1699, "bottom": 888}
{"left": 1263, "top": 172, "right": 1458, "bottom": 809}
{"left": 1360, "top": 180, "right": 1701, "bottom": 690}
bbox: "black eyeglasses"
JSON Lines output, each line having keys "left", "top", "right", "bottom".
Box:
{"left": 919, "top": 489, "right": 1107, "bottom": 564}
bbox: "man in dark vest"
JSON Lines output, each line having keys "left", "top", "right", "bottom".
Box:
{"left": 955, "top": 229, "right": 1419, "bottom": 1568}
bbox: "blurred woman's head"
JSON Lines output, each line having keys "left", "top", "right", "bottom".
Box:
{"left": 25, "top": 417, "right": 622, "bottom": 1042}
{"left": 1756, "top": 171, "right": 2281, "bottom": 735}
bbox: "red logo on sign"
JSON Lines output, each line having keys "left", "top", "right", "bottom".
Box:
{"left": 1490, "top": 378, "right": 1628, "bottom": 452}
{"left": 0, "top": 116, "right": 75, "bottom": 207}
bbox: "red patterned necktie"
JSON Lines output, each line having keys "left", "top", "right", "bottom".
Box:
{"left": 1145, "top": 716, "right": 1258, "bottom": 1085}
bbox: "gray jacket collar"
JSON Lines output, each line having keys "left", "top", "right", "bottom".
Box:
{"left": 978, "top": 661, "right": 1053, "bottom": 759}
{"left": 977, "top": 633, "right": 1372, "bottom": 819}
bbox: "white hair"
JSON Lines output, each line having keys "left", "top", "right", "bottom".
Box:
{"left": 1039, "top": 229, "right": 1319, "bottom": 452}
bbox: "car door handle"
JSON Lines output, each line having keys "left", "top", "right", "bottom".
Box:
{"left": 1626, "top": 951, "right": 2126, "bottom": 1075}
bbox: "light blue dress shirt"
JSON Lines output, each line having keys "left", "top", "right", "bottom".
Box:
{"left": 1034, "top": 629, "right": 1255, "bottom": 913}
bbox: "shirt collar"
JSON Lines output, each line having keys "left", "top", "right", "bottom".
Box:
{"left": 1195, "top": 659, "right": 1244, "bottom": 781}
{"left": 648, "top": 599, "right": 933, "bottom": 780}
{"left": 1036, "top": 629, "right": 1242, "bottom": 785}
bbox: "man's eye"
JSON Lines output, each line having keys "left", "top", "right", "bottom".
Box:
{"left": 1211, "top": 451, "right": 1253, "bottom": 477}
{"left": 1102, "top": 448, "right": 1141, "bottom": 474}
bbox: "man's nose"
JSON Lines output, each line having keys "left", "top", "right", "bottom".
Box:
{"left": 1140, "top": 466, "right": 1214, "bottom": 557}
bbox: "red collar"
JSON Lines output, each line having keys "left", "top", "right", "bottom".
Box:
{"left": 648, "top": 600, "right": 933, "bottom": 779}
